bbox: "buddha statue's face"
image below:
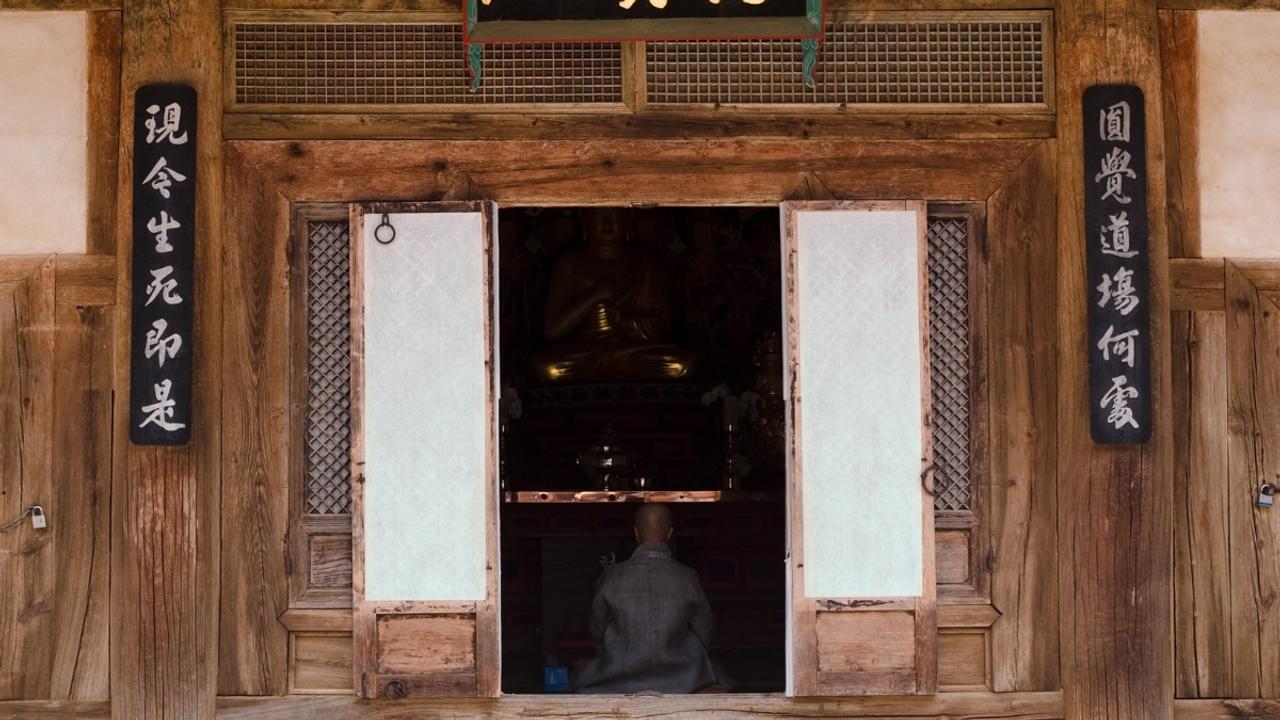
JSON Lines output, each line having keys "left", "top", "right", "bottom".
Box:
{"left": 585, "top": 208, "right": 626, "bottom": 249}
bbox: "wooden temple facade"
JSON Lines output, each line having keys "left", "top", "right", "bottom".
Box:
{"left": 0, "top": 1, "right": 1278, "bottom": 719}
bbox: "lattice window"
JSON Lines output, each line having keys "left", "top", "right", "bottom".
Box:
{"left": 646, "top": 17, "right": 1047, "bottom": 106}
{"left": 927, "top": 217, "right": 972, "bottom": 512}
{"left": 232, "top": 23, "right": 623, "bottom": 106}
{"left": 305, "top": 220, "right": 353, "bottom": 515}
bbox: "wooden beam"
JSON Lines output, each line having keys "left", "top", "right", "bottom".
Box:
{"left": 1173, "top": 699, "right": 1280, "bottom": 719}
{"left": 1171, "top": 258, "right": 1225, "bottom": 311}
{"left": 0, "top": 701, "right": 111, "bottom": 719}
{"left": 218, "top": 151, "right": 291, "bottom": 696}
{"left": 223, "top": 112, "right": 1056, "bottom": 143}
{"left": 213, "top": 691, "right": 1067, "bottom": 719}
{"left": 986, "top": 140, "right": 1060, "bottom": 693}
{"left": 1160, "top": 11, "right": 1200, "bottom": 258}
{"left": 86, "top": 12, "right": 122, "bottom": 256}
{"left": 0, "top": 0, "right": 120, "bottom": 8}
{"left": 1159, "top": 0, "right": 1280, "bottom": 8}
{"left": 227, "top": 139, "right": 1038, "bottom": 205}
{"left": 111, "top": 0, "right": 222, "bottom": 718}
{"left": 1055, "top": 0, "right": 1175, "bottom": 719}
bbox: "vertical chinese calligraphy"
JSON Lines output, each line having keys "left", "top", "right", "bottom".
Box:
{"left": 130, "top": 85, "right": 196, "bottom": 445}
{"left": 1083, "top": 85, "right": 1151, "bottom": 443}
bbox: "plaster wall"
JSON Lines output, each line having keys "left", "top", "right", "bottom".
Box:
{"left": 1198, "top": 11, "right": 1280, "bottom": 258}
{"left": 0, "top": 12, "right": 88, "bottom": 255}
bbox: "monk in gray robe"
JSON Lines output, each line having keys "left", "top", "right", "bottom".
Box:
{"left": 573, "top": 504, "right": 727, "bottom": 694}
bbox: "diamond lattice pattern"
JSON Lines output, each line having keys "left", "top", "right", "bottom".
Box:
{"left": 927, "top": 217, "right": 972, "bottom": 512}
{"left": 306, "top": 221, "right": 353, "bottom": 515}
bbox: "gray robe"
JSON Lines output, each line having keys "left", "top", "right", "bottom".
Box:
{"left": 573, "top": 541, "right": 721, "bottom": 694}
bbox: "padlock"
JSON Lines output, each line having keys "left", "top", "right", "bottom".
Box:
{"left": 30, "top": 505, "right": 46, "bottom": 529}
{"left": 1258, "top": 484, "right": 1275, "bottom": 509}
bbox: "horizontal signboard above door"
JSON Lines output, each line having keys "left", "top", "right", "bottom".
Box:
{"left": 467, "top": 0, "right": 822, "bottom": 42}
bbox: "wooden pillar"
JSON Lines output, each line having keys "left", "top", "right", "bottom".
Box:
{"left": 1056, "top": 1, "right": 1174, "bottom": 719}
{"left": 110, "top": 1, "right": 222, "bottom": 718}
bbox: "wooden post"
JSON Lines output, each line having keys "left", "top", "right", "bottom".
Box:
{"left": 111, "top": 1, "right": 222, "bottom": 718}
{"left": 1056, "top": 1, "right": 1174, "bottom": 719}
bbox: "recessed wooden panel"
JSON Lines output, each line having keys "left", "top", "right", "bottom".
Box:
{"left": 936, "top": 530, "right": 970, "bottom": 585}
{"left": 815, "top": 611, "right": 916, "bottom": 674}
{"left": 308, "top": 535, "right": 352, "bottom": 590}
{"left": 939, "top": 631, "right": 988, "bottom": 690}
{"left": 375, "top": 615, "right": 475, "bottom": 676}
{"left": 292, "top": 634, "right": 353, "bottom": 694}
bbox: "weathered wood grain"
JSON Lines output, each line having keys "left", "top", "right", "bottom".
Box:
{"left": 48, "top": 303, "right": 113, "bottom": 700}
{"left": 1055, "top": 0, "right": 1175, "bottom": 716}
{"left": 213, "top": 691, "right": 1067, "bottom": 719}
{"left": 111, "top": 0, "right": 223, "bottom": 718}
{"left": 0, "top": 700, "right": 111, "bottom": 719}
{"left": 1160, "top": 11, "right": 1199, "bottom": 259}
{"left": 218, "top": 148, "right": 292, "bottom": 697}
{"left": 985, "top": 141, "right": 1059, "bottom": 693}
{"left": 1224, "top": 263, "right": 1280, "bottom": 699}
{"left": 1172, "top": 311, "right": 1232, "bottom": 698}
{"left": 1172, "top": 259, "right": 1225, "bottom": 312}
{"left": 1173, "top": 699, "right": 1280, "bottom": 719}
{"left": 0, "top": 261, "right": 56, "bottom": 700}
{"left": 223, "top": 112, "right": 1056, "bottom": 143}
{"left": 86, "top": 12, "right": 121, "bottom": 256}
{"left": 291, "top": 634, "right": 352, "bottom": 694}
{"left": 228, "top": 139, "right": 1037, "bottom": 205}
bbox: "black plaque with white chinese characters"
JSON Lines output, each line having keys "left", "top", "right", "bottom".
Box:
{"left": 129, "top": 84, "right": 196, "bottom": 445}
{"left": 1083, "top": 84, "right": 1151, "bottom": 444}
{"left": 468, "top": 0, "right": 820, "bottom": 42}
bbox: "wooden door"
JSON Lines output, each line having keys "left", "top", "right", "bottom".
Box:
{"left": 349, "top": 202, "right": 499, "bottom": 699}
{"left": 782, "top": 201, "right": 938, "bottom": 696}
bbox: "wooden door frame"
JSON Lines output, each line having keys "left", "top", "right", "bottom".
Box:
{"left": 221, "top": 135, "right": 1058, "bottom": 698}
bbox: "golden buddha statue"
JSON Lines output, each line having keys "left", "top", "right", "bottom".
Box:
{"left": 531, "top": 208, "right": 698, "bottom": 383}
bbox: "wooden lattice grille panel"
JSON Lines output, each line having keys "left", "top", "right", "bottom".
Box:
{"left": 232, "top": 23, "right": 623, "bottom": 106}
{"left": 927, "top": 217, "right": 972, "bottom": 512}
{"left": 306, "top": 220, "right": 353, "bottom": 515}
{"left": 646, "top": 16, "right": 1048, "bottom": 106}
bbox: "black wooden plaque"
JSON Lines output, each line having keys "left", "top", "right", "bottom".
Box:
{"left": 129, "top": 84, "right": 196, "bottom": 445}
{"left": 468, "top": 0, "right": 820, "bottom": 42}
{"left": 477, "top": 0, "right": 807, "bottom": 22}
{"left": 1083, "top": 84, "right": 1151, "bottom": 444}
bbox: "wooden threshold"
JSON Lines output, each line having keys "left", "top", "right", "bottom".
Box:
{"left": 213, "top": 690, "right": 1066, "bottom": 719}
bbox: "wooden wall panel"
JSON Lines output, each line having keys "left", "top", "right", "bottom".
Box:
{"left": 1173, "top": 311, "right": 1231, "bottom": 698}
{"left": 1222, "top": 263, "right": 1280, "bottom": 698}
{"left": 218, "top": 148, "right": 292, "bottom": 696}
{"left": 1055, "top": 0, "right": 1174, "bottom": 717}
{"left": 0, "top": 261, "right": 56, "bottom": 700}
{"left": 0, "top": 257, "right": 114, "bottom": 701}
{"left": 48, "top": 299, "right": 113, "bottom": 699}
{"left": 985, "top": 141, "right": 1060, "bottom": 692}
{"left": 111, "top": 0, "right": 223, "bottom": 717}
{"left": 291, "top": 634, "right": 352, "bottom": 694}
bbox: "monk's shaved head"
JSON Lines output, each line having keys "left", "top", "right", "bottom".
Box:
{"left": 634, "top": 503, "right": 674, "bottom": 543}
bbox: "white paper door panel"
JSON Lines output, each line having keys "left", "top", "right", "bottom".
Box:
{"left": 793, "top": 208, "right": 925, "bottom": 599}
{"left": 362, "top": 211, "right": 490, "bottom": 602}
